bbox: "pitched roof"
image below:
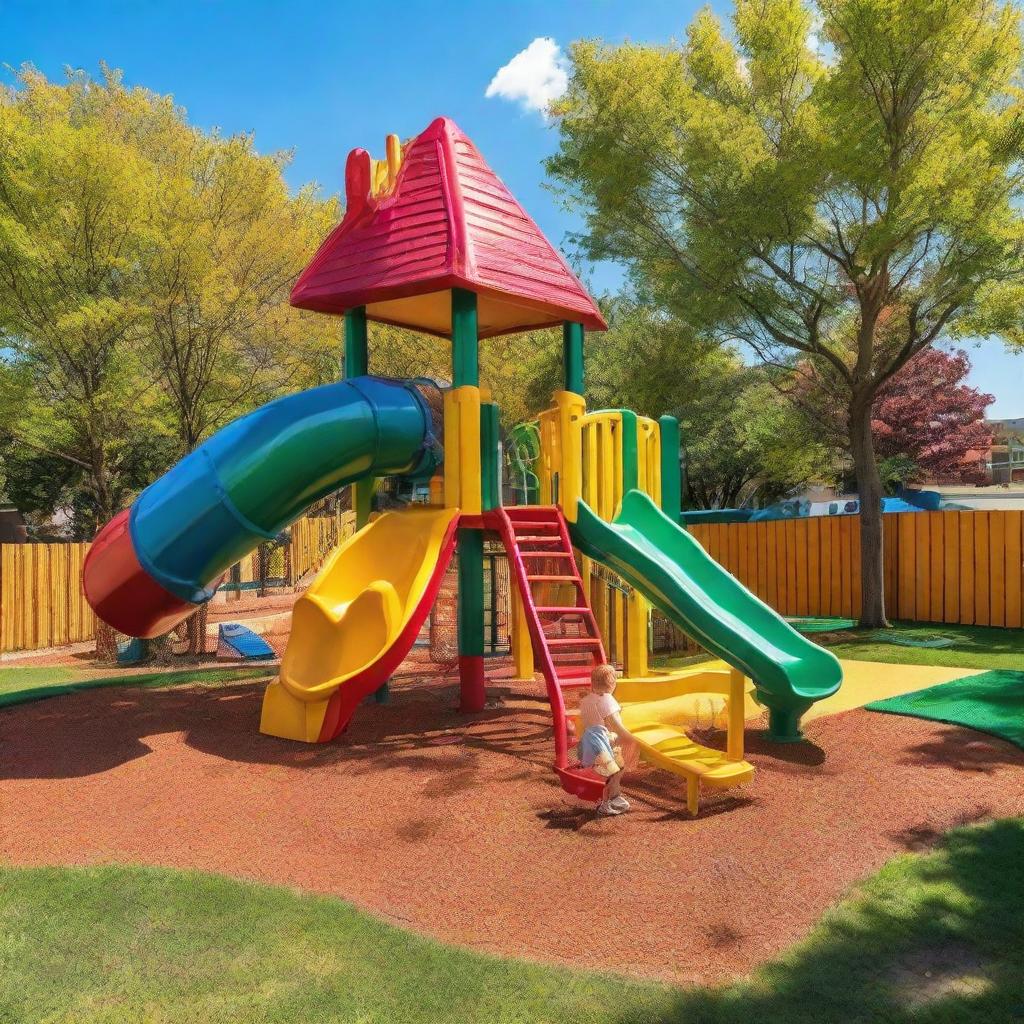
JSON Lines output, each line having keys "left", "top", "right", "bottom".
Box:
{"left": 290, "top": 117, "right": 607, "bottom": 339}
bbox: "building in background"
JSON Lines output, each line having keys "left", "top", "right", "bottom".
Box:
{"left": 987, "top": 418, "right": 1024, "bottom": 484}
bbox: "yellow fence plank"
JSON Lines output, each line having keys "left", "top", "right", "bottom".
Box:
{"left": 807, "top": 518, "right": 821, "bottom": 614}
{"left": 795, "top": 520, "right": 809, "bottom": 617}
{"left": 914, "top": 514, "right": 931, "bottom": 623}
{"left": 959, "top": 512, "right": 975, "bottom": 625}
{"left": 975, "top": 513, "right": 991, "bottom": 626}
{"left": 1006, "top": 511, "right": 1023, "bottom": 630}
{"left": 989, "top": 512, "right": 1005, "bottom": 628}
{"left": 942, "top": 512, "right": 959, "bottom": 624}
{"left": 897, "top": 514, "right": 917, "bottom": 621}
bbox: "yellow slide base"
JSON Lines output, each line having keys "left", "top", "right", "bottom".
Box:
{"left": 617, "top": 667, "right": 763, "bottom": 727}
{"left": 573, "top": 667, "right": 755, "bottom": 815}
{"left": 260, "top": 679, "right": 329, "bottom": 743}
{"left": 621, "top": 703, "right": 754, "bottom": 816}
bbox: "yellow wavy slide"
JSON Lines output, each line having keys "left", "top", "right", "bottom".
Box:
{"left": 261, "top": 506, "right": 459, "bottom": 743}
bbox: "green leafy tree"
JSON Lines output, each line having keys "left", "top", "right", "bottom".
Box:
{"left": 548, "top": 0, "right": 1024, "bottom": 625}
{"left": 0, "top": 66, "right": 342, "bottom": 657}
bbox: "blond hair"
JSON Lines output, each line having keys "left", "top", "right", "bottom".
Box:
{"left": 591, "top": 664, "right": 617, "bottom": 693}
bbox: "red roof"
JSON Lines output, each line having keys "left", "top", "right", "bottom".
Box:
{"left": 290, "top": 117, "right": 607, "bottom": 339}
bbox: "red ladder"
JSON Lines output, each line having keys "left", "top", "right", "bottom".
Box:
{"left": 495, "top": 505, "right": 608, "bottom": 801}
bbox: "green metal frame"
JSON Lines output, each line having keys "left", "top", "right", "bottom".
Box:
{"left": 562, "top": 321, "right": 584, "bottom": 396}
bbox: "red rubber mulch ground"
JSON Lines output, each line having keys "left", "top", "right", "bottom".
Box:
{"left": 1, "top": 672, "right": 1022, "bottom": 984}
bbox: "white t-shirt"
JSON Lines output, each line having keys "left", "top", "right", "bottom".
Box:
{"left": 578, "top": 691, "right": 621, "bottom": 731}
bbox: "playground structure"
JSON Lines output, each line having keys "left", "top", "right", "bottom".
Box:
{"left": 82, "top": 117, "right": 842, "bottom": 813}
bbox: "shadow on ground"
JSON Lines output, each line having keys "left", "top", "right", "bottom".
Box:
{"left": 613, "top": 819, "right": 1024, "bottom": 1024}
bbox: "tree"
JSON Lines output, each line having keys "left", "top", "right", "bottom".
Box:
{"left": 872, "top": 349, "right": 993, "bottom": 485}
{"left": 0, "top": 66, "right": 341, "bottom": 658}
{"left": 516, "top": 297, "right": 828, "bottom": 505}
{"left": 548, "top": 0, "right": 1024, "bottom": 625}
{"left": 0, "top": 68, "right": 171, "bottom": 534}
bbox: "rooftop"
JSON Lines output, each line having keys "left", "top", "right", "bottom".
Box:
{"left": 290, "top": 117, "right": 607, "bottom": 339}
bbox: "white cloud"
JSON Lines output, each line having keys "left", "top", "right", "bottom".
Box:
{"left": 485, "top": 37, "right": 569, "bottom": 115}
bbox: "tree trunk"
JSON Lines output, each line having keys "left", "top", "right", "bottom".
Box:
{"left": 186, "top": 605, "right": 209, "bottom": 658}
{"left": 849, "top": 396, "right": 889, "bottom": 628}
{"left": 94, "top": 620, "right": 119, "bottom": 664}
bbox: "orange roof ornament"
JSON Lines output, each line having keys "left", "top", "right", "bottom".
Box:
{"left": 290, "top": 116, "right": 607, "bottom": 339}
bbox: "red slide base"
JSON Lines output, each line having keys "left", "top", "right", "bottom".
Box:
{"left": 458, "top": 655, "right": 486, "bottom": 713}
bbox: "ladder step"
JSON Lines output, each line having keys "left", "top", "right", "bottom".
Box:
{"left": 547, "top": 637, "right": 602, "bottom": 647}
{"left": 535, "top": 606, "right": 591, "bottom": 614}
{"left": 527, "top": 574, "right": 580, "bottom": 583}
{"left": 521, "top": 551, "right": 573, "bottom": 559}
{"left": 516, "top": 536, "right": 565, "bottom": 545}
{"left": 513, "top": 521, "right": 561, "bottom": 533}
{"left": 557, "top": 677, "right": 593, "bottom": 690}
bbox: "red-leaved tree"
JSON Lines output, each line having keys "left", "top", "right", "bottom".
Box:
{"left": 872, "top": 349, "right": 994, "bottom": 485}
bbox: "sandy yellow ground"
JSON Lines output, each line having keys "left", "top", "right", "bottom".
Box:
{"left": 805, "top": 660, "right": 985, "bottom": 722}
{"left": 648, "top": 659, "right": 983, "bottom": 726}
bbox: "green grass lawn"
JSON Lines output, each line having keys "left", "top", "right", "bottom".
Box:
{"left": 654, "top": 621, "right": 1024, "bottom": 673}
{"left": 2, "top": 820, "right": 1022, "bottom": 1023}
{"left": 826, "top": 621, "right": 1024, "bottom": 671}
{"left": 0, "top": 664, "right": 274, "bottom": 708}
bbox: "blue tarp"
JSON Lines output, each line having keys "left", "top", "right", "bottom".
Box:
{"left": 218, "top": 622, "right": 275, "bottom": 660}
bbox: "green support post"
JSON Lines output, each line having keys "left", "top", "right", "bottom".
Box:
{"left": 452, "top": 288, "right": 479, "bottom": 387}
{"left": 562, "top": 321, "right": 584, "bottom": 396}
{"left": 344, "top": 307, "right": 372, "bottom": 530}
{"left": 658, "top": 415, "right": 682, "bottom": 523}
{"left": 345, "top": 306, "right": 384, "bottom": 702}
{"left": 344, "top": 306, "right": 368, "bottom": 378}
{"left": 620, "top": 409, "right": 639, "bottom": 493}
{"left": 452, "top": 289, "right": 486, "bottom": 712}
{"left": 481, "top": 402, "right": 501, "bottom": 511}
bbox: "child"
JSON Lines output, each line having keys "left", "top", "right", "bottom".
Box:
{"left": 577, "top": 663, "right": 637, "bottom": 816}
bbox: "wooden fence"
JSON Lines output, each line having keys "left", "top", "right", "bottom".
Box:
{"left": 691, "top": 509, "right": 1024, "bottom": 628}
{"left": 4, "top": 509, "right": 1022, "bottom": 654}
{"left": 0, "top": 515, "right": 350, "bottom": 653}
{"left": 0, "top": 543, "right": 95, "bottom": 652}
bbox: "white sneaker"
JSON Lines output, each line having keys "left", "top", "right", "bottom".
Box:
{"left": 610, "top": 796, "right": 630, "bottom": 811}
{"left": 596, "top": 799, "right": 623, "bottom": 816}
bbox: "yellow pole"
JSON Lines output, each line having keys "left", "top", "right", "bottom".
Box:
{"left": 728, "top": 668, "right": 746, "bottom": 761}
{"left": 553, "top": 390, "right": 585, "bottom": 521}
{"left": 593, "top": 572, "right": 608, "bottom": 647}
{"left": 511, "top": 585, "right": 534, "bottom": 679}
{"left": 625, "top": 592, "right": 649, "bottom": 678}
{"left": 613, "top": 587, "right": 625, "bottom": 667}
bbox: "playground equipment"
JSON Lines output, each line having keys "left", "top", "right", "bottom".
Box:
{"left": 83, "top": 116, "right": 842, "bottom": 813}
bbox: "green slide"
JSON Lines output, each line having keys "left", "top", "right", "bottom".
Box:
{"left": 572, "top": 490, "right": 843, "bottom": 741}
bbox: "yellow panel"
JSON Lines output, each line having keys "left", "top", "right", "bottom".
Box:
{"left": 625, "top": 592, "right": 648, "bottom": 678}
{"left": 365, "top": 290, "right": 567, "bottom": 340}
{"left": 511, "top": 584, "right": 534, "bottom": 679}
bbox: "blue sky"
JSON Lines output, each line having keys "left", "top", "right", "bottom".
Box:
{"left": 3, "top": 0, "right": 1022, "bottom": 416}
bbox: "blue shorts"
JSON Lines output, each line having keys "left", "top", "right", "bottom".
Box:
{"left": 578, "top": 726, "right": 622, "bottom": 777}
